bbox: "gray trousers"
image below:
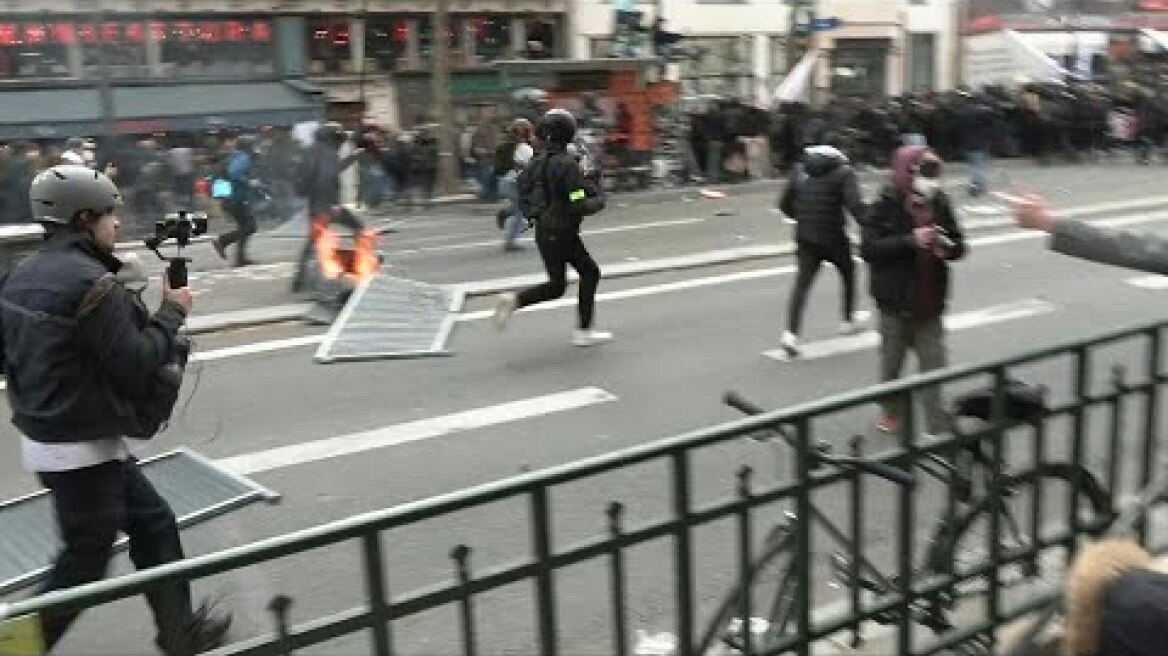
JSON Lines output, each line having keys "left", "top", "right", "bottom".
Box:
{"left": 878, "top": 311, "right": 949, "bottom": 434}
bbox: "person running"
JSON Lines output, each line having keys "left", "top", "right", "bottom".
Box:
{"left": 491, "top": 109, "right": 611, "bottom": 347}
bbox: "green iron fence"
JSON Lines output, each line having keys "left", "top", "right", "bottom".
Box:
{"left": 3, "top": 319, "right": 1168, "bottom": 656}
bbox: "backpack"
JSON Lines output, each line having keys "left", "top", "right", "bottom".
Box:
{"left": 79, "top": 275, "right": 188, "bottom": 439}
{"left": 517, "top": 153, "right": 549, "bottom": 223}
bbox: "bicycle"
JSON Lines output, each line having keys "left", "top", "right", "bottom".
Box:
{"left": 1002, "top": 457, "right": 1168, "bottom": 656}
{"left": 697, "top": 383, "right": 1115, "bottom": 656}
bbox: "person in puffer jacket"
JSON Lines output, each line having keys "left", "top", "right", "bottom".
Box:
{"left": 776, "top": 142, "right": 868, "bottom": 359}
{"left": 1063, "top": 538, "right": 1168, "bottom": 656}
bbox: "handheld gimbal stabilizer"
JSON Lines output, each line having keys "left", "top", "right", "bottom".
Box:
{"left": 143, "top": 210, "right": 209, "bottom": 289}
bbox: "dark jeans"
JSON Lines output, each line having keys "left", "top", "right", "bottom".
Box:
{"left": 37, "top": 458, "right": 193, "bottom": 651}
{"left": 293, "top": 207, "right": 367, "bottom": 291}
{"left": 786, "top": 239, "right": 855, "bottom": 335}
{"left": 878, "top": 311, "right": 949, "bottom": 434}
{"left": 517, "top": 232, "right": 601, "bottom": 330}
{"left": 218, "top": 199, "right": 257, "bottom": 264}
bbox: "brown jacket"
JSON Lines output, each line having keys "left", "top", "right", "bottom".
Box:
{"left": 1064, "top": 539, "right": 1153, "bottom": 656}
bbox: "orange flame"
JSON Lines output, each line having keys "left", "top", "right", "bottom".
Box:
{"left": 313, "top": 217, "right": 380, "bottom": 284}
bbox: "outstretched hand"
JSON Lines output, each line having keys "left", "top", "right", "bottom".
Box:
{"left": 997, "top": 191, "right": 1056, "bottom": 233}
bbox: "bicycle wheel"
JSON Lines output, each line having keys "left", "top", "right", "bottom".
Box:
{"left": 696, "top": 525, "right": 801, "bottom": 656}
{"left": 923, "top": 463, "right": 1113, "bottom": 600}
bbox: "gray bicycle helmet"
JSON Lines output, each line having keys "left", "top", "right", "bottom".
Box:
{"left": 29, "top": 165, "right": 123, "bottom": 225}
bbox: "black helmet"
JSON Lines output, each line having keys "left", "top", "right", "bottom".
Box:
{"left": 539, "top": 109, "right": 577, "bottom": 146}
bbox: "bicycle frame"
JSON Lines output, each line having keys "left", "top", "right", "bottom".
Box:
{"left": 1004, "top": 458, "right": 1168, "bottom": 656}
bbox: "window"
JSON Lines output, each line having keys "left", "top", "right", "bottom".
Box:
{"left": 677, "top": 36, "right": 753, "bottom": 97}
{"left": 417, "top": 16, "right": 464, "bottom": 63}
{"left": 80, "top": 21, "right": 148, "bottom": 80}
{"left": 366, "top": 16, "right": 410, "bottom": 73}
{"left": 468, "top": 15, "right": 511, "bottom": 63}
{"left": 908, "top": 33, "right": 935, "bottom": 92}
{"left": 830, "top": 42, "right": 888, "bottom": 97}
{"left": 522, "top": 17, "right": 559, "bottom": 59}
{"left": 307, "top": 18, "right": 352, "bottom": 75}
{"left": 158, "top": 19, "right": 275, "bottom": 78}
{"left": 0, "top": 21, "right": 73, "bottom": 80}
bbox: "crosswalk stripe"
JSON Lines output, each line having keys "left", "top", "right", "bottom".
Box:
{"left": 763, "top": 298, "right": 1059, "bottom": 362}
{"left": 1127, "top": 275, "right": 1168, "bottom": 290}
{"left": 217, "top": 387, "right": 618, "bottom": 475}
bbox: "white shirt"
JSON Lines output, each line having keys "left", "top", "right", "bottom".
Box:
{"left": 21, "top": 436, "right": 130, "bottom": 473}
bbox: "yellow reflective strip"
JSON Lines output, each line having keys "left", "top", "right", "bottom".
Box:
{"left": 568, "top": 189, "right": 586, "bottom": 202}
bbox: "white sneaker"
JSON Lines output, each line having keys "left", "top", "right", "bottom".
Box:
{"left": 839, "top": 310, "right": 872, "bottom": 336}
{"left": 493, "top": 293, "right": 518, "bottom": 332}
{"left": 779, "top": 331, "right": 800, "bottom": 360}
{"left": 572, "top": 329, "right": 613, "bottom": 347}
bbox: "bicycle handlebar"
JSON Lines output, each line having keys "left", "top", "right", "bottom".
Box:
{"left": 724, "top": 390, "right": 916, "bottom": 488}
{"left": 825, "top": 455, "right": 918, "bottom": 489}
{"left": 723, "top": 391, "right": 766, "bottom": 416}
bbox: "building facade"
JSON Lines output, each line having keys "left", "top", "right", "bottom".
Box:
{"left": 570, "top": 0, "right": 960, "bottom": 105}
{"left": 0, "top": 0, "right": 570, "bottom": 137}
{"left": 0, "top": 0, "right": 963, "bottom": 139}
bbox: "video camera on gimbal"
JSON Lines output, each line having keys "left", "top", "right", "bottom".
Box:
{"left": 143, "top": 210, "right": 209, "bottom": 289}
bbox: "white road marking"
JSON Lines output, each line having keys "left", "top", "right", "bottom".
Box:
{"left": 762, "top": 298, "right": 1059, "bottom": 362}
{"left": 1127, "top": 275, "right": 1168, "bottom": 290}
{"left": 217, "top": 387, "right": 618, "bottom": 475}
{"left": 457, "top": 264, "right": 800, "bottom": 322}
{"left": 191, "top": 335, "right": 325, "bottom": 363}
{"left": 396, "top": 218, "right": 705, "bottom": 255}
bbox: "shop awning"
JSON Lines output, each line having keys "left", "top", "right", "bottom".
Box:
{"left": 0, "top": 80, "right": 325, "bottom": 140}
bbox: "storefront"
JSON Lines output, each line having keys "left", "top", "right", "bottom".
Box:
{"left": 0, "top": 15, "right": 323, "bottom": 139}
{"left": 0, "top": 16, "right": 278, "bottom": 81}
{"left": 829, "top": 39, "right": 891, "bottom": 97}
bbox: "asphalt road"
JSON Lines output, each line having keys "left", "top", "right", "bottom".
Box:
{"left": 128, "top": 161, "right": 1168, "bottom": 318}
{"left": 3, "top": 162, "right": 1168, "bottom": 655}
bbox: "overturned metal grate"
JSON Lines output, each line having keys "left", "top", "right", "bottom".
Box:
{"left": 0, "top": 449, "right": 280, "bottom": 595}
{"left": 314, "top": 273, "right": 463, "bottom": 363}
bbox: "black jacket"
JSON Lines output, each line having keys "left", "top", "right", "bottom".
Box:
{"left": 299, "top": 142, "right": 360, "bottom": 215}
{"left": 0, "top": 233, "right": 186, "bottom": 443}
{"left": 523, "top": 145, "right": 605, "bottom": 237}
{"left": 860, "top": 187, "right": 967, "bottom": 316}
{"left": 1099, "top": 568, "right": 1168, "bottom": 656}
{"left": 779, "top": 146, "right": 865, "bottom": 246}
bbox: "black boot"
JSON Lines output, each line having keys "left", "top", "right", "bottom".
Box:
{"left": 156, "top": 600, "right": 232, "bottom": 656}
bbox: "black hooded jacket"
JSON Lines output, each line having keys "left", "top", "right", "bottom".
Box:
{"left": 779, "top": 146, "right": 865, "bottom": 246}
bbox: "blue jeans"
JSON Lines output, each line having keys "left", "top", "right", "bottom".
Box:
{"left": 499, "top": 173, "right": 525, "bottom": 247}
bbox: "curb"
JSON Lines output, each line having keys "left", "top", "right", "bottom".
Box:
{"left": 183, "top": 198, "right": 1168, "bottom": 336}
{"left": 187, "top": 303, "right": 313, "bottom": 336}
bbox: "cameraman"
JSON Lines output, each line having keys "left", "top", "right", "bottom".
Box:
{"left": 0, "top": 165, "right": 231, "bottom": 654}
{"left": 492, "top": 109, "right": 612, "bottom": 347}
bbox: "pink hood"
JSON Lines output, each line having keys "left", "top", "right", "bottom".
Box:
{"left": 891, "top": 144, "right": 935, "bottom": 195}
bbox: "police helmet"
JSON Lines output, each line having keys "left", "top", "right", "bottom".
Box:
{"left": 29, "top": 165, "right": 123, "bottom": 225}
{"left": 539, "top": 109, "right": 577, "bottom": 146}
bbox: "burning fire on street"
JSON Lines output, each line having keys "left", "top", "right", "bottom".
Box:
{"left": 312, "top": 218, "right": 381, "bottom": 286}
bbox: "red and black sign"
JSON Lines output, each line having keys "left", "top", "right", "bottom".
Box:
{"left": 0, "top": 18, "right": 272, "bottom": 47}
